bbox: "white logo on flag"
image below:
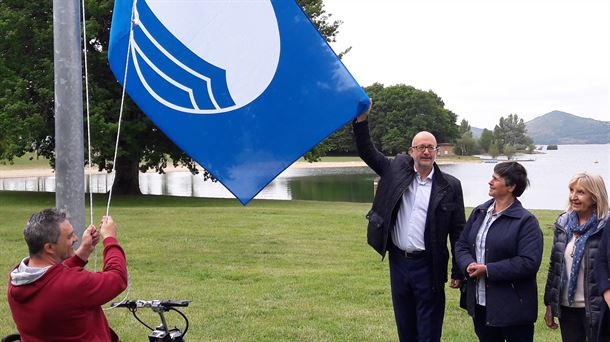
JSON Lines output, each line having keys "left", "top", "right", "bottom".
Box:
{"left": 131, "top": 0, "right": 281, "bottom": 114}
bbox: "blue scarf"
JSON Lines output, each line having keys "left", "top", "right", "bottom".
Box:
{"left": 562, "top": 212, "right": 598, "bottom": 305}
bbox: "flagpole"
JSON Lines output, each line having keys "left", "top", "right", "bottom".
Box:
{"left": 53, "top": 0, "right": 85, "bottom": 244}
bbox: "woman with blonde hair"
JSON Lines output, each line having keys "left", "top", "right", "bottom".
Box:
{"left": 544, "top": 172, "right": 609, "bottom": 341}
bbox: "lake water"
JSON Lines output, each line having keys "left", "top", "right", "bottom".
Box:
{"left": 443, "top": 144, "right": 609, "bottom": 210}
{"left": 1, "top": 144, "right": 608, "bottom": 210}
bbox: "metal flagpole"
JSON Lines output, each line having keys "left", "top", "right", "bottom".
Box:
{"left": 53, "top": 0, "right": 85, "bottom": 245}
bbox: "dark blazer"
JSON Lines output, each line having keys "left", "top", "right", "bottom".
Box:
{"left": 544, "top": 212, "right": 607, "bottom": 340}
{"left": 455, "top": 199, "right": 543, "bottom": 327}
{"left": 354, "top": 120, "right": 466, "bottom": 291}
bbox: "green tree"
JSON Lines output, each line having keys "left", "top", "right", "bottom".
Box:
{"left": 458, "top": 119, "right": 472, "bottom": 137}
{"left": 488, "top": 142, "right": 499, "bottom": 159}
{"left": 0, "top": 0, "right": 342, "bottom": 193}
{"left": 479, "top": 128, "right": 494, "bottom": 153}
{"left": 380, "top": 127, "right": 406, "bottom": 156}
{"left": 504, "top": 145, "right": 517, "bottom": 160}
{"left": 324, "top": 124, "right": 357, "bottom": 154}
{"left": 0, "top": 2, "right": 54, "bottom": 167}
{"left": 360, "top": 83, "right": 460, "bottom": 155}
{"left": 493, "top": 114, "right": 533, "bottom": 153}
{"left": 0, "top": 136, "right": 6, "bottom": 158}
{"left": 305, "top": 83, "right": 461, "bottom": 159}
{"left": 454, "top": 132, "right": 478, "bottom": 156}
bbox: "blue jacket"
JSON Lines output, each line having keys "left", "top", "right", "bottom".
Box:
{"left": 455, "top": 199, "right": 543, "bottom": 326}
{"left": 596, "top": 216, "right": 610, "bottom": 339}
{"left": 596, "top": 214, "right": 610, "bottom": 302}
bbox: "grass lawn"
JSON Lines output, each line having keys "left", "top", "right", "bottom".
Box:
{"left": 0, "top": 191, "right": 562, "bottom": 341}
{"left": 0, "top": 153, "right": 50, "bottom": 170}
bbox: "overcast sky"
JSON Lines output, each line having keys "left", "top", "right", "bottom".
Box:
{"left": 323, "top": 0, "right": 610, "bottom": 129}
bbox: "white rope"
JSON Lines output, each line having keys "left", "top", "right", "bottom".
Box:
{"left": 102, "top": 0, "right": 139, "bottom": 311}
{"left": 81, "top": 0, "right": 96, "bottom": 270}
{"left": 105, "top": 7, "right": 136, "bottom": 218}
{"left": 80, "top": 0, "right": 135, "bottom": 310}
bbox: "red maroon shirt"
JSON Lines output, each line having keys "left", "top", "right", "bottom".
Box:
{"left": 8, "top": 237, "right": 128, "bottom": 342}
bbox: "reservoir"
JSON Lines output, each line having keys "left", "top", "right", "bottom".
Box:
{"left": 1, "top": 144, "right": 608, "bottom": 210}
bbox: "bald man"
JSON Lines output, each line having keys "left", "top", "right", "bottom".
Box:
{"left": 353, "top": 105, "right": 465, "bottom": 342}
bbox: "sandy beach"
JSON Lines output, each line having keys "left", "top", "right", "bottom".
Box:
{"left": 0, "top": 158, "right": 474, "bottom": 179}
{"left": 0, "top": 168, "right": 59, "bottom": 179}
{"left": 0, "top": 161, "right": 366, "bottom": 179}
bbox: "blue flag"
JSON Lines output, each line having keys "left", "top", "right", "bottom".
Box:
{"left": 108, "top": 0, "right": 370, "bottom": 204}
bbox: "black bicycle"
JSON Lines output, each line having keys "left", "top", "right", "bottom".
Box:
{"left": 1, "top": 334, "right": 20, "bottom": 342}
{"left": 112, "top": 299, "right": 191, "bottom": 342}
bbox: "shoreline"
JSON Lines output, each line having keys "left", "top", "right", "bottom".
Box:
{"left": 0, "top": 158, "right": 476, "bottom": 179}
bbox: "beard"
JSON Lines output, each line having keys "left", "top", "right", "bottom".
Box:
{"left": 57, "top": 246, "right": 76, "bottom": 262}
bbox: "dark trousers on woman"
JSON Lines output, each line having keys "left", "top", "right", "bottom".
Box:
{"left": 473, "top": 305, "right": 534, "bottom": 342}
{"left": 600, "top": 304, "right": 610, "bottom": 342}
{"left": 388, "top": 243, "right": 445, "bottom": 342}
{"left": 559, "top": 306, "right": 591, "bottom": 342}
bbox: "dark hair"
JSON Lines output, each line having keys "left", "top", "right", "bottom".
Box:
{"left": 494, "top": 161, "right": 529, "bottom": 197}
{"left": 23, "top": 208, "right": 67, "bottom": 257}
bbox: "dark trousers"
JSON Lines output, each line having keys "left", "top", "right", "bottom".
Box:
{"left": 388, "top": 244, "right": 445, "bottom": 342}
{"left": 473, "top": 305, "right": 534, "bottom": 342}
{"left": 558, "top": 306, "right": 589, "bottom": 342}
{"left": 600, "top": 303, "right": 610, "bottom": 341}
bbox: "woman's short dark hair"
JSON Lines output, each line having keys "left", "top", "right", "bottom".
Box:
{"left": 23, "top": 208, "right": 67, "bottom": 257}
{"left": 494, "top": 161, "right": 529, "bottom": 197}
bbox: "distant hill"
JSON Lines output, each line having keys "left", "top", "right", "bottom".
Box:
{"left": 525, "top": 111, "right": 610, "bottom": 144}
{"left": 471, "top": 127, "right": 483, "bottom": 139}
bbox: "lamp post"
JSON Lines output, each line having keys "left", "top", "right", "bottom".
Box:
{"left": 53, "top": 0, "right": 85, "bottom": 244}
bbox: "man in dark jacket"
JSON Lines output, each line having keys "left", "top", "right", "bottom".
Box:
{"left": 354, "top": 106, "right": 465, "bottom": 342}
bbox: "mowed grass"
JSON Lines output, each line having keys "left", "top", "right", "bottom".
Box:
{"left": 0, "top": 153, "right": 50, "bottom": 170}
{"left": 0, "top": 191, "right": 562, "bottom": 341}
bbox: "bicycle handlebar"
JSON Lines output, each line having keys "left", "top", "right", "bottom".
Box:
{"left": 111, "top": 300, "right": 190, "bottom": 309}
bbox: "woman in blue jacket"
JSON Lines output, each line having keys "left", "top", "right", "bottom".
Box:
{"left": 455, "top": 161, "right": 544, "bottom": 341}
{"left": 544, "top": 172, "right": 608, "bottom": 341}
{"left": 597, "top": 223, "right": 610, "bottom": 340}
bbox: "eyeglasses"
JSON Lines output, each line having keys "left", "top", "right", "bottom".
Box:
{"left": 411, "top": 145, "right": 438, "bottom": 152}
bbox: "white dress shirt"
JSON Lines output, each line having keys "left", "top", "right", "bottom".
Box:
{"left": 392, "top": 168, "right": 434, "bottom": 252}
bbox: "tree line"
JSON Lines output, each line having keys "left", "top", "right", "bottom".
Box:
{"left": 454, "top": 114, "right": 535, "bottom": 160}
{"left": 305, "top": 83, "right": 460, "bottom": 160}
{"left": 306, "top": 85, "right": 535, "bottom": 160}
